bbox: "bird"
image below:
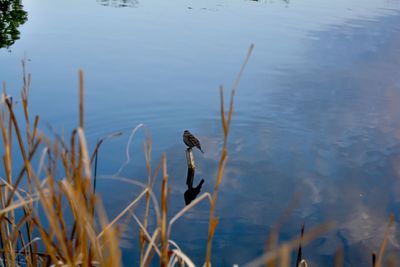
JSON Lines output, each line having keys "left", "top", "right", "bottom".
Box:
{"left": 183, "top": 130, "right": 204, "bottom": 153}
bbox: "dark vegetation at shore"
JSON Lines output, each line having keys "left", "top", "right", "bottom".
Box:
{"left": 0, "top": 0, "right": 27, "bottom": 49}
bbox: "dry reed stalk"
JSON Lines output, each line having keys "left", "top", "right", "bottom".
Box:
{"left": 160, "top": 153, "right": 169, "bottom": 267}
{"left": 7, "top": 99, "right": 36, "bottom": 267}
{"left": 167, "top": 192, "right": 212, "bottom": 237}
{"left": 140, "top": 134, "right": 159, "bottom": 264}
{"left": 4, "top": 98, "right": 33, "bottom": 182}
{"left": 204, "top": 44, "right": 254, "bottom": 267}
{"left": 97, "top": 188, "right": 148, "bottom": 239}
{"left": 96, "top": 175, "right": 162, "bottom": 225}
{"left": 113, "top": 123, "right": 144, "bottom": 176}
{"left": 0, "top": 63, "right": 125, "bottom": 267}
{"left": 79, "top": 70, "right": 84, "bottom": 129}
{"left": 0, "top": 196, "right": 40, "bottom": 215}
{"left": 95, "top": 197, "right": 122, "bottom": 266}
{"left": 334, "top": 247, "right": 344, "bottom": 267}
{"left": 169, "top": 249, "right": 195, "bottom": 267}
{"left": 61, "top": 180, "right": 99, "bottom": 265}
{"left": 279, "top": 244, "right": 290, "bottom": 267}
{"left": 265, "top": 194, "right": 302, "bottom": 267}
{"left": 130, "top": 211, "right": 161, "bottom": 257}
{"left": 4, "top": 140, "right": 40, "bottom": 208}
{"left": 21, "top": 59, "right": 32, "bottom": 150}
{"left": 375, "top": 213, "right": 395, "bottom": 267}
{"left": 1, "top": 60, "right": 42, "bottom": 266}
{"left": 70, "top": 129, "right": 78, "bottom": 182}
{"left": 0, "top": 104, "right": 13, "bottom": 265}
{"left": 142, "top": 228, "right": 160, "bottom": 266}
{"left": 140, "top": 137, "right": 152, "bottom": 261}
{"left": 31, "top": 173, "right": 74, "bottom": 265}
{"left": 387, "top": 255, "right": 396, "bottom": 267}
{"left": 243, "top": 222, "right": 335, "bottom": 267}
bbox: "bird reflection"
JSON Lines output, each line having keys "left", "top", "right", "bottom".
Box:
{"left": 184, "top": 179, "right": 204, "bottom": 205}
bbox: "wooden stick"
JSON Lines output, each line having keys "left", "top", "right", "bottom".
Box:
{"left": 185, "top": 149, "right": 195, "bottom": 188}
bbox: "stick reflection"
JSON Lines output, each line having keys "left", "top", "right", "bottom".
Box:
{"left": 184, "top": 148, "right": 204, "bottom": 205}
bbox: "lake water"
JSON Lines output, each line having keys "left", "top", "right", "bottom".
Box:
{"left": 2, "top": 0, "right": 400, "bottom": 266}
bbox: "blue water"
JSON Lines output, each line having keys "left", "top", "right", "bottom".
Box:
{"left": 2, "top": 0, "right": 400, "bottom": 265}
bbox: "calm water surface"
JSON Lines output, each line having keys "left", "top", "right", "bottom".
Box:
{"left": 1, "top": 0, "right": 400, "bottom": 266}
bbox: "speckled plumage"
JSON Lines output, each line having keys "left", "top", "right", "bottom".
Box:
{"left": 183, "top": 130, "right": 204, "bottom": 153}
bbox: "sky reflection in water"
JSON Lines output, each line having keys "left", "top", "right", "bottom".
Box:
{"left": 1, "top": 0, "right": 400, "bottom": 266}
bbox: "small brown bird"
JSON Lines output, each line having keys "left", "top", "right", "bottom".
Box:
{"left": 183, "top": 130, "right": 204, "bottom": 153}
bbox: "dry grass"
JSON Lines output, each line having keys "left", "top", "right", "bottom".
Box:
{"left": 0, "top": 47, "right": 394, "bottom": 267}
